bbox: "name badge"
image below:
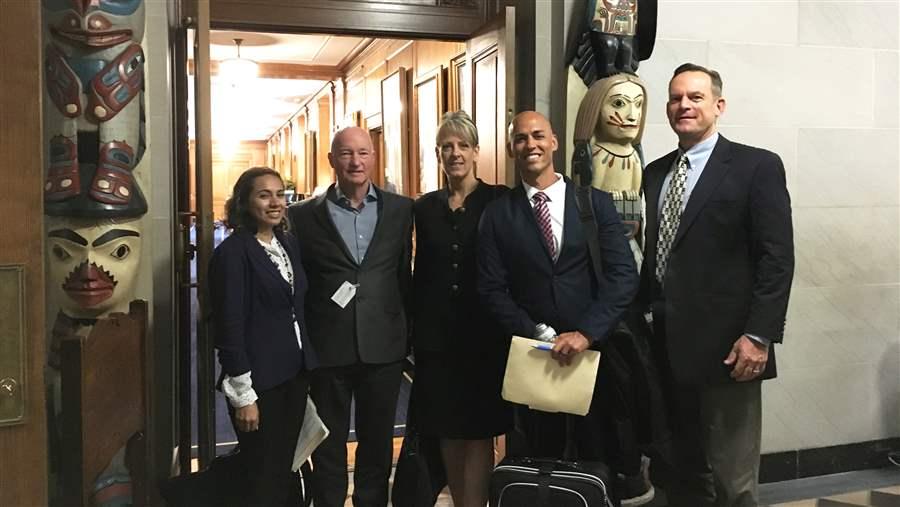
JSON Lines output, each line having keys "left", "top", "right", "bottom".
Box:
{"left": 331, "top": 281, "right": 358, "bottom": 309}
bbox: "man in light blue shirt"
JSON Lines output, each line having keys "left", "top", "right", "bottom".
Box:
{"left": 639, "top": 63, "right": 794, "bottom": 507}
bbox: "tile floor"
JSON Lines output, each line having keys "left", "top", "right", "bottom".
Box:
{"left": 338, "top": 466, "right": 900, "bottom": 506}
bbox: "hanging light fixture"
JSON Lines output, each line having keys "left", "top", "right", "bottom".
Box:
{"left": 219, "top": 38, "right": 259, "bottom": 85}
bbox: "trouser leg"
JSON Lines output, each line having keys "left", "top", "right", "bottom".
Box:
{"left": 232, "top": 374, "right": 308, "bottom": 507}
{"left": 351, "top": 361, "right": 403, "bottom": 507}
{"left": 310, "top": 366, "right": 354, "bottom": 507}
{"left": 703, "top": 381, "right": 762, "bottom": 507}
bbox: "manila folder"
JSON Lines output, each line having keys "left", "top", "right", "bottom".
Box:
{"left": 501, "top": 335, "right": 600, "bottom": 416}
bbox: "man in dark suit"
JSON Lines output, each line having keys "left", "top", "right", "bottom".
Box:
{"left": 477, "top": 111, "right": 639, "bottom": 469}
{"left": 288, "top": 127, "right": 413, "bottom": 507}
{"left": 639, "top": 63, "right": 794, "bottom": 506}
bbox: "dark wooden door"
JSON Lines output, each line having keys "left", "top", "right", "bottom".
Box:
{"left": 0, "top": 0, "right": 49, "bottom": 504}
{"left": 467, "top": 6, "right": 516, "bottom": 187}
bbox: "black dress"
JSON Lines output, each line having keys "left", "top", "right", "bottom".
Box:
{"left": 411, "top": 181, "right": 512, "bottom": 439}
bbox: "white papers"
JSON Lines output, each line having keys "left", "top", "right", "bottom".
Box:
{"left": 501, "top": 335, "right": 601, "bottom": 416}
{"left": 292, "top": 396, "right": 329, "bottom": 471}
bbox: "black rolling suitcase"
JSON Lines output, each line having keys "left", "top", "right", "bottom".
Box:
{"left": 489, "top": 416, "right": 616, "bottom": 507}
{"left": 490, "top": 457, "right": 614, "bottom": 507}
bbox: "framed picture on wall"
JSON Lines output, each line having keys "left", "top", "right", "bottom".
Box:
{"left": 448, "top": 52, "right": 469, "bottom": 114}
{"left": 381, "top": 68, "right": 409, "bottom": 195}
{"left": 413, "top": 66, "right": 445, "bottom": 195}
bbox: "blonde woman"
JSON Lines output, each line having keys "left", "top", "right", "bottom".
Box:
{"left": 411, "top": 111, "right": 510, "bottom": 506}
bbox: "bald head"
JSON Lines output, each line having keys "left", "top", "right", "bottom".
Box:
{"left": 507, "top": 111, "right": 554, "bottom": 144}
{"left": 331, "top": 126, "right": 373, "bottom": 154}
{"left": 507, "top": 111, "right": 559, "bottom": 187}
{"left": 329, "top": 126, "right": 375, "bottom": 193}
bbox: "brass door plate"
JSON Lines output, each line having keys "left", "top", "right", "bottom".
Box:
{"left": 0, "top": 265, "right": 26, "bottom": 426}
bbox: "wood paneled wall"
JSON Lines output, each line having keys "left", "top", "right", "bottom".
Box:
{"left": 190, "top": 140, "right": 268, "bottom": 220}
{"left": 270, "top": 39, "right": 465, "bottom": 198}
{"left": 0, "top": 0, "right": 48, "bottom": 503}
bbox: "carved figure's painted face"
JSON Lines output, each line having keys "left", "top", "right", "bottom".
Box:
{"left": 44, "top": 0, "right": 145, "bottom": 49}
{"left": 597, "top": 81, "right": 644, "bottom": 145}
{"left": 46, "top": 218, "right": 141, "bottom": 318}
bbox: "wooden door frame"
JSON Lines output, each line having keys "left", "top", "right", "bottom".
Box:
{"left": 170, "top": 0, "right": 534, "bottom": 472}
{"left": 0, "top": 1, "right": 47, "bottom": 504}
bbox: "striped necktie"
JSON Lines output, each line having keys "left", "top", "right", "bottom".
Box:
{"left": 532, "top": 191, "right": 557, "bottom": 260}
{"left": 655, "top": 154, "right": 689, "bottom": 284}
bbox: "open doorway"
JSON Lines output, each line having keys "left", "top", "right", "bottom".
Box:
{"left": 186, "top": 31, "right": 476, "bottom": 460}
{"left": 179, "top": 23, "right": 517, "bottom": 472}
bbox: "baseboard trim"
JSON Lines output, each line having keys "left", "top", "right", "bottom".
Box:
{"left": 760, "top": 437, "right": 900, "bottom": 483}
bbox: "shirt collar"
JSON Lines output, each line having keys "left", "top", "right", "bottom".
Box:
{"left": 678, "top": 132, "right": 719, "bottom": 171}
{"left": 522, "top": 172, "right": 565, "bottom": 203}
{"left": 331, "top": 182, "right": 378, "bottom": 208}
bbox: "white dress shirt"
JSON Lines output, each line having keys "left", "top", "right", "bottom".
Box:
{"left": 522, "top": 173, "right": 566, "bottom": 259}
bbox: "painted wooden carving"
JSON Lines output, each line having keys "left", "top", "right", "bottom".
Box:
{"left": 570, "top": 0, "right": 657, "bottom": 86}
{"left": 46, "top": 217, "right": 142, "bottom": 320}
{"left": 42, "top": 2, "right": 149, "bottom": 505}
{"left": 43, "top": 0, "right": 147, "bottom": 218}
{"left": 573, "top": 73, "right": 647, "bottom": 243}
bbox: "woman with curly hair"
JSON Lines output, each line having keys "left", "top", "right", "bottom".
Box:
{"left": 209, "top": 167, "right": 319, "bottom": 506}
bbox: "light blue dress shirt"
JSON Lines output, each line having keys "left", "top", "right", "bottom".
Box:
{"left": 657, "top": 132, "right": 719, "bottom": 218}
{"left": 326, "top": 183, "right": 379, "bottom": 264}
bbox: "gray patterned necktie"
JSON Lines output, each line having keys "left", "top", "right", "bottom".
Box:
{"left": 655, "top": 154, "right": 689, "bottom": 284}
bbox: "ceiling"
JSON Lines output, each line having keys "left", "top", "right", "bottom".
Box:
{"left": 208, "top": 31, "right": 368, "bottom": 66}
{"left": 188, "top": 30, "right": 372, "bottom": 142}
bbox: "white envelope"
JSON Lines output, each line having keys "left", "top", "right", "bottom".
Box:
{"left": 501, "top": 335, "right": 601, "bottom": 416}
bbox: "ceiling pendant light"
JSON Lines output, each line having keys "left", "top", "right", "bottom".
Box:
{"left": 219, "top": 38, "right": 259, "bottom": 86}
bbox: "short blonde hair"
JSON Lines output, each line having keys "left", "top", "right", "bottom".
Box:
{"left": 436, "top": 110, "right": 479, "bottom": 147}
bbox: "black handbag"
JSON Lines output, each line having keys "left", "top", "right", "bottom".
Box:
{"left": 390, "top": 382, "right": 447, "bottom": 507}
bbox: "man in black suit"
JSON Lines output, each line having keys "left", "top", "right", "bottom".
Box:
{"left": 639, "top": 63, "right": 794, "bottom": 506}
{"left": 288, "top": 127, "right": 413, "bottom": 507}
{"left": 477, "top": 111, "right": 638, "bottom": 464}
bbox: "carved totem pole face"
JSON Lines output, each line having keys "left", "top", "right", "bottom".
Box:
{"left": 46, "top": 217, "right": 142, "bottom": 319}
{"left": 597, "top": 81, "right": 645, "bottom": 145}
{"left": 44, "top": 0, "right": 146, "bottom": 49}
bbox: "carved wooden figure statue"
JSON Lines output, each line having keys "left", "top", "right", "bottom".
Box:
{"left": 574, "top": 73, "right": 647, "bottom": 200}
{"left": 43, "top": 0, "right": 147, "bottom": 218}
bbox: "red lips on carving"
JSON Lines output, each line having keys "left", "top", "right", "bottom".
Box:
{"left": 62, "top": 261, "right": 118, "bottom": 308}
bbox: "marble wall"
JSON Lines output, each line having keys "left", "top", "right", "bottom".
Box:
{"left": 549, "top": 0, "right": 900, "bottom": 453}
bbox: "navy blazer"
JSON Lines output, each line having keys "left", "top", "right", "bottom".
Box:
{"left": 639, "top": 135, "right": 794, "bottom": 385}
{"left": 210, "top": 229, "right": 319, "bottom": 392}
{"left": 477, "top": 177, "right": 638, "bottom": 345}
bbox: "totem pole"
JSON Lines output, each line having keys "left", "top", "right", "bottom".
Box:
{"left": 42, "top": 1, "right": 148, "bottom": 505}
{"left": 570, "top": 0, "right": 657, "bottom": 88}
{"left": 569, "top": 0, "right": 657, "bottom": 260}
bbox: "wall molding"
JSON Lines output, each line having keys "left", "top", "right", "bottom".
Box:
{"left": 760, "top": 438, "right": 900, "bottom": 484}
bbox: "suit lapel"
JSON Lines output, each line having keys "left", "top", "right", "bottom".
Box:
{"left": 312, "top": 190, "right": 358, "bottom": 265}
{"left": 243, "top": 232, "right": 291, "bottom": 292}
{"left": 559, "top": 180, "right": 581, "bottom": 261}
{"left": 513, "top": 185, "right": 554, "bottom": 262}
{"left": 672, "top": 136, "right": 733, "bottom": 248}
